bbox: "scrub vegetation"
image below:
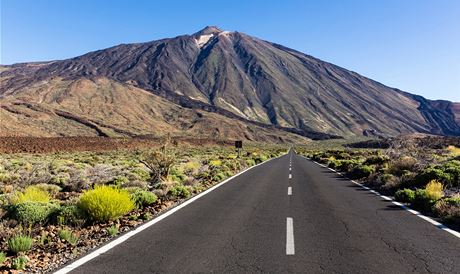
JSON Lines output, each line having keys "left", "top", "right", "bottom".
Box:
{"left": 0, "top": 141, "right": 286, "bottom": 272}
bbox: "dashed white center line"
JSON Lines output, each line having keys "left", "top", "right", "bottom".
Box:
{"left": 288, "top": 187, "right": 292, "bottom": 196}
{"left": 289, "top": 174, "right": 292, "bottom": 179}
{"left": 286, "top": 217, "right": 295, "bottom": 255}
{"left": 289, "top": 167, "right": 291, "bottom": 171}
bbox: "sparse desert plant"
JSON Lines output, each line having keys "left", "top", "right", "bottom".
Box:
{"left": 141, "top": 212, "right": 152, "bottom": 220}
{"left": 86, "top": 164, "right": 119, "bottom": 185}
{"left": 394, "top": 189, "right": 415, "bottom": 203}
{"left": 107, "top": 225, "right": 118, "bottom": 236}
{"left": 11, "top": 256, "right": 28, "bottom": 270}
{"left": 59, "top": 229, "right": 79, "bottom": 246}
{"left": 113, "top": 176, "right": 129, "bottom": 187}
{"left": 10, "top": 186, "right": 51, "bottom": 204}
{"left": 131, "top": 189, "right": 157, "bottom": 209}
{"left": 65, "top": 168, "right": 90, "bottom": 192}
{"left": 39, "top": 231, "right": 50, "bottom": 246}
{"left": 433, "top": 197, "right": 460, "bottom": 224}
{"left": 20, "top": 164, "right": 52, "bottom": 186}
{"left": 0, "top": 252, "right": 6, "bottom": 266}
{"left": 8, "top": 235, "right": 33, "bottom": 254}
{"left": 12, "top": 201, "right": 59, "bottom": 225}
{"left": 34, "top": 183, "right": 62, "bottom": 196}
{"left": 130, "top": 167, "right": 151, "bottom": 182}
{"left": 381, "top": 173, "right": 401, "bottom": 189}
{"left": 78, "top": 185, "right": 134, "bottom": 222}
{"left": 141, "top": 150, "right": 175, "bottom": 183}
{"left": 0, "top": 172, "right": 13, "bottom": 184}
{"left": 389, "top": 156, "right": 418, "bottom": 176}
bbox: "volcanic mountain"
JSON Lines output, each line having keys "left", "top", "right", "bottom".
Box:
{"left": 1, "top": 26, "right": 459, "bottom": 141}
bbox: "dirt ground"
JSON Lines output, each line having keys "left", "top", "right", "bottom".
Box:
{"left": 0, "top": 136, "right": 233, "bottom": 153}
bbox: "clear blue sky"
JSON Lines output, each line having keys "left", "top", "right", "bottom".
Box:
{"left": 1, "top": 0, "right": 459, "bottom": 101}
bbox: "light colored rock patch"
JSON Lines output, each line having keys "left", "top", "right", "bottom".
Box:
{"left": 217, "top": 97, "right": 248, "bottom": 118}
{"left": 195, "top": 34, "right": 214, "bottom": 48}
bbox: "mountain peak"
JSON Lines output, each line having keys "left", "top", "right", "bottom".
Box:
{"left": 194, "top": 26, "right": 223, "bottom": 36}
{"left": 2, "top": 27, "right": 459, "bottom": 138}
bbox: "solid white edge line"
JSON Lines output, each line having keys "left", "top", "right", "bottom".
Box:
{"left": 286, "top": 217, "right": 295, "bottom": 255}
{"left": 302, "top": 156, "right": 460, "bottom": 239}
{"left": 54, "top": 153, "right": 288, "bottom": 274}
{"left": 288, "top": 186, "right": 292, "bottom": 196}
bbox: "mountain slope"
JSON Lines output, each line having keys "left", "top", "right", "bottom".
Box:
{"left": 1, "top": 26, "right": 459, "bottom": 138}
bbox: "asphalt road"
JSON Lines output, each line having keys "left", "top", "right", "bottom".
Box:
{"left": 67, "top": 150, "right": 460, "bottom": 273}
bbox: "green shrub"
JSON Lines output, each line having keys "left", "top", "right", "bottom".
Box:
{"left": 245, "top": 159, "right": 256, "bottom": 166}
{"left": 78, "top": 185, "right": 134, "bottom": 222}
{"left": 131, "top": 190, "right": 157, "bottom": 209}
{"left": 433, "top": 197, "right": 460, "bottom": 224}
{"left": 11, "top": 256, "right": 28, "bottom": 270}
{"left": 11, "top": 186, "right": 51, "bottom": 204}
{"left": 213, "top": 172, "right": 227, "bottom": 182}
{"left": 169, "top": 168, "right": 186, "bottom": 183}
{"left": 253, "top": 154, "right": 268, "bottom": 164}
{"left": 337, "top": 160, "right": 359, "bottom": 172}
{"left": 59, "top": 229, "right": 79, "bottom": 246}
{"left": 167, "top": 185, "right": 191, "bottom": 199}
{"left": 56, "top": 204, "right": 86, "bottom": 226}
{"left": 327, "top": 159, "right": 340, "bottom": 170}
{"left": 364, "top": 155, "right": 389, "bottom": 165}
{"left": 415, "top": 160, "right": 460, "bottom": 188}
{"left": 12, "top": 202, "right": 59, "bottom": 225}
{"left": 107, "top": 225, "right": 118, "bottom": 236}
{"left": 8, "top": 235, "right": 33, "bottom": 254}
{"left": 411, "top": 189, "right": 434, "bottom": 211}
{"left": 349, "top": 164, "right": 375, "bottom": 179}
{"left": 0, "top": 252, "right": 6, "bottom": 266}
{"left": 337, "top": 152, "right": 350, "bottom": 160}
{"left": 394, "top": 189, "right": 415, "bottom": 203}
{"left": 443, "top": 160, "right": 460, "bottom": 187}
{"left": 416, "top": 166, "right": 451, "bottom": 187}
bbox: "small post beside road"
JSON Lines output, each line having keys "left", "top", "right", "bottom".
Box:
{"left": 235, "top": 140, "right": 243, "bottom": 158}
